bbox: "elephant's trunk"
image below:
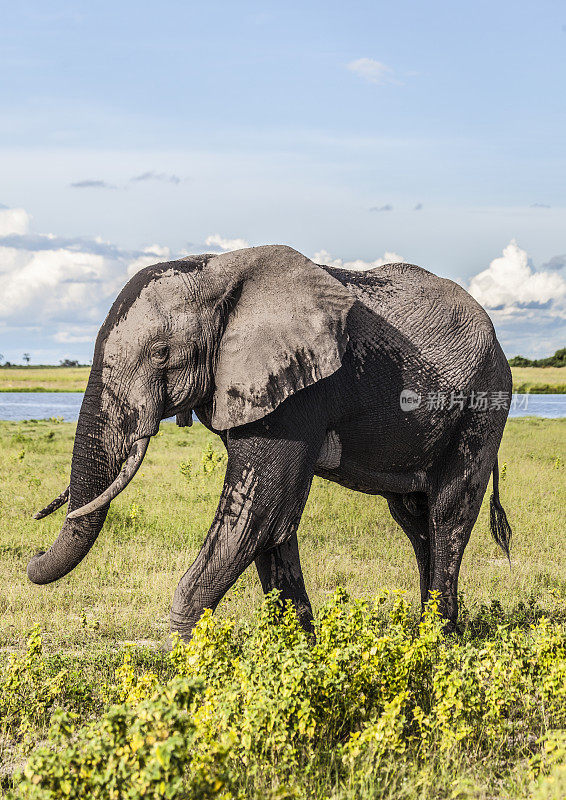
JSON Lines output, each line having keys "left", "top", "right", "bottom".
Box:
{"left": 27, "top": 375, "right": 122, "bottom": 585}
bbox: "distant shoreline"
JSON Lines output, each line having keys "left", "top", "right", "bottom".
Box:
{"left": 1, "top": 387, "right": 565, "bottom": 396}
{"left": 0, "top": 365, "right": 564, "bottom": 394}
{"left": 0, "top": 387, "right": 81, "bottom": 393}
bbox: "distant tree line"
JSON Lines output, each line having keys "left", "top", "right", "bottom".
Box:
{"left": 508, "top": 348, "right": 566, "bottom": 368}
{"left": 0, "top": 348, "right": 564, "bottom": 368}
{"left": 59, "top": 359, "right": 83, "bottom": 367}
{"left": 0, "top": 355, "right": 90, "bottom": 368}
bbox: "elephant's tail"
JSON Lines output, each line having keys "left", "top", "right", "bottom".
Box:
{"left": 489, "top": 459, "right": 512, "bottom": 562}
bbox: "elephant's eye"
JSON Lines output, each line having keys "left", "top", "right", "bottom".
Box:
{"left": 151, "top": 344, "right": 169, "bottom": 365}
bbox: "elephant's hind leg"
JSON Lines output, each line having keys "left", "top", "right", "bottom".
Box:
{"left": 386, "top": 492, "right": 430, "bottom": 607}
{"left": 427, "top": 492, "right": 479, "bottom": 633}
{"left": 255, "top": 533, "right": 314, "bottom": 633}
{"left": 428, "top": 426, "right": 502, "bottom": 632}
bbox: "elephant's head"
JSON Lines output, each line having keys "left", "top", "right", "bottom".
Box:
{"left": 28, "top": 245, "right": 354, "bottom": 585}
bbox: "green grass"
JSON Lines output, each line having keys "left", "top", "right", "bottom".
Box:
{"left": 0, "top": 367, "right": 90, "bottom": 393}
{"left": 0, "top": 418, "right": 565, "bottom": 798}
{"left": 511, "top": 366, "right": 566, "bottom": 394}
{"left": 0, "top": 365, "right": 565, "bottom": 393}
{"left": 0, "top": 417, "right": 563, "bottom": 647}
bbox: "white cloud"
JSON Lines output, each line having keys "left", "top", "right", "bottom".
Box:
{"left": 369, "top": 204, "right": 393, "bottom": 212}
{"left": 70, "top": 180, "right": 117, "bottom": 189}
{"left": 0, "top": 247, "right": 117, "bottom": 321}
{"left": 205, "top": 233, "right": 250, "bottom": 251}
{"left": 346, "top": 58, "right": 396, "bottom": 85}
{"left": 313, "top": 249, "right": 405, "bottom": 271}
{"left": 0, "top": 207, "right": 175, "bottom": 345}
{"left": 467, "top": 241, "right": 566, "bottom": 358}
{"left": 130, "top": 171, "right": 182, "bottom": 185}
{"left": 468, "top": 240, "right": 566, "bottom": 314}
{"left": 54, "top": 326, "right": 99, "bottom": 343}
{"left": 126, "top": 244, "right": 173, "bottom": 276}
{"left": 0, "top": 207, "right": 30, "bottom": 236}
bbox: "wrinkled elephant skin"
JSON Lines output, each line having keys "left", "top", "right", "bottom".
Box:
{"left": 29, "top": 245, "right": 512, "bottom": 639}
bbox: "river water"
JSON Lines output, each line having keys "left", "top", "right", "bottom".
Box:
{"left": 0, "top": 392, "right": 564, "bottom": 422}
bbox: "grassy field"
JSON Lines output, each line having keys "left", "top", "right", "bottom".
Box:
{"left": 1, "top": 365, "right": 565, "bottom": 393}
{"left": 0, "top": 417, "right": 565, "bottom": 798}
{"left": 0, "top": 367, "right": 89, "bottom": 393}
{"left": 1, "top": 417, "right": 564, "bottom": 646}
{"left": 512, "top": 366, "right": 566, "bottom": 394}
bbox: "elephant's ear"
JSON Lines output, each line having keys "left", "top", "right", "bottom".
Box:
{"left": 209, "top": 245, "right": 354, "bottom": 430}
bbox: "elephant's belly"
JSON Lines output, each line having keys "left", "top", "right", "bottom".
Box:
{"left": 315, "top": 458, "right": 428, "bottom": 495}
{"left": 314, "top": 427, "right": 430, "bottom": 495}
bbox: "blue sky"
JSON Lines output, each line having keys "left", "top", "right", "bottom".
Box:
{"left": 1, "top": 0, "right": 565, "bottom": 362}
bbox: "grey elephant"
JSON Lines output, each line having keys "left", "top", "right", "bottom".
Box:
{"left": 29, "top": 245, "right": 512, "bottom": 639}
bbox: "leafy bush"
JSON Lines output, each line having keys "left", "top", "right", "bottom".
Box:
{"left": 201, "top": 443, "right": 225, "bottom": 475}
{"left": 18, "top": 681, "right": 231, "bottom": 800}
{"left": 179, "top": 460, "right": 192, "bottom": 482}
{"left": 10, "top": 591, "right": 566, "bottom": 799}
{"left": 0, "top": 626, "right": 68, "bottom": 744}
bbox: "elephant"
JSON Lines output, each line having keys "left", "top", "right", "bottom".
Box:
{"left": 29, "top": 245, "right": 512, "bottom": 640}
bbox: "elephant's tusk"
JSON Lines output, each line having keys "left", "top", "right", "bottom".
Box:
{"left": 66, "top": 437, "right": 150, "bottom": 520}
{"left": 33, "top": 486, "right": 70, "bottom": 520}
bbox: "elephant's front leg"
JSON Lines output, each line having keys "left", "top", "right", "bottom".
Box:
{"left": 170, "top": 414, "right": 325, "bottom": 641}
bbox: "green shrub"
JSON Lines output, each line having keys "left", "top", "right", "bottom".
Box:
{"left": 179, "top": 459, "right": 192, "bottom": 482}
{"left": 201, "top": 443, "right": 225, "bottom": 475}
{"left": 509, "top": 348, "right": 566, "bottom": 368}
{"left": 12, "top": 591, "right": 566, "bottom": 799}
{"left": 17, "top": 680, "right": 231, "bottom": 800}
{"left": 0, "top": 626, "right": 68, "bottom": 743}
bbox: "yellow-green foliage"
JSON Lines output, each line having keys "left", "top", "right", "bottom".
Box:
{"left": 18, "top": 681, "right": 230, "bottom": 800}
{"left": 0, "top": 626, "right": 68, "bottom": 743}
{"left": 201, "top": 442, "right": 226, "bottom": 474}
{"left": 8, "top": 591, "right": 566, "bottom": 800}
{"left": 0, "top": 418, "right": 564, "bottom": 798}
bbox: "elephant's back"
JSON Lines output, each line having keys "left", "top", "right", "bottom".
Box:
{"left": 321, "top": 261, "right": 505, "bottom": 390}
{"left": 322, "top": 261, "right": 489, "bottom": 325}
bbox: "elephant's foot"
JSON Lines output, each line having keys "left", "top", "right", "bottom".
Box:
{"left": 441, "top": 620, "right": 463, "bottom": 636}
{"left": 160, "top": 636, "right": 175, "bottom": 653}
{"left": 161, "top": 628, "right": 194, "bottom": 652}
{"left": 168, "top": 609, "right": 201, "bottom": 647}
